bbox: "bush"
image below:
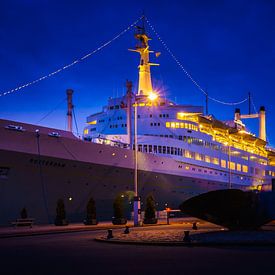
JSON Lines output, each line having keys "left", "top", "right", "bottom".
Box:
{"left": 55, "top": 199, "right": 68, "bottom": 226}
{"left": 143, "top": 195, "right": 157, "bottom": 224}
{"left": 112, "top": 195, "right": 127, "bottom": 225}
{"left": 84, "top": 197, "right": 97, "bottom": 225}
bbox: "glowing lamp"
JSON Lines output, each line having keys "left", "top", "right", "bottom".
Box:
{"left": 148, "top": 91, "right": 158, "bottom": 101}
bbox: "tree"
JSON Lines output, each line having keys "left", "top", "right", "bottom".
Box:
{"left": 112, "top": 195, "right": 127, "bottom": 225}
{"left": 55, "top": 199, "right": 68, "bottom": 226}
{"left": 143, "top": 195, "right": 157, "bottom": 224}
{"left": 85, "top": 197, "right": 97, "bottom": 225}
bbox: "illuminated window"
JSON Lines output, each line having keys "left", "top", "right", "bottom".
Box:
{"left": 221, "top": 160, "right": 226, "bottom": 168}
{"left": 195, "top": 153, "right": 202, "bottom": 161}
{"left": 205, "top": 156, "right": 210, "bottom": 163}
{"left": 212, "top": 158, "right": 219, "bottom": 165}
{"left": 166, "top": 122, "right": 171, "bottom": 128}
{"left": 175, "top": 123, "right": 180, "bottom": 128}
{"left": 228, "top": 162, "right": 235, "bottom": 170}
{"left": 88, "top": 120, "right": 97, "bottom": 125}
{"left": 171, "top": 122, "right": 175, "bottom": 128}
{"left": 84, "top": 129, "right": 88, "bottom": 135}
{"left": 237, "top": 164, "right": 241, "bottom": 172}
{"left": 185, "top": 150, "right": 191, "bottom": 158}
{"left": 185, "top": 166, "right": 190, "bottom": 170}
{"left": 242, "top": 165, "right": 248, "bottom": 173}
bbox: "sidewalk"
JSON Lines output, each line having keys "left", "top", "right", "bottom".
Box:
{"left": 0, "top": 217, "right": 206, "bottom": 238}
{"left": 0, "top": 218, "right": 183, "bottom": 238}
{"left": 0, "top": 221, "right": 132, "bottom": 238}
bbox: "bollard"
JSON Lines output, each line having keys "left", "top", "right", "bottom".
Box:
{"left": 124, "top": 226, "right": 130, "bottom": 234}
{"left": 192, "top": 222, "right": 198, "bottom": 230}
{"left": 107, "top": 229, "right": 113, "bottom": 239}
{"left": 183, "top": 230, "right": 191, "bottom": 243}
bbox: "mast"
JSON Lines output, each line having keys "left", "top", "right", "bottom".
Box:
{"left": 66, "top": 89, "right": 73, "bottom": 132}
{"left": 126, "top": 80, "right": 133, "bottom": 148}
{"left": 129, "top": 19, "right": 159, "bottom": 96}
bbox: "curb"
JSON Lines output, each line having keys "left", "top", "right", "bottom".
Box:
{"left": 0, "top": 225, "right": 128, "bottom": 239}
{"left": 94, "top": 237, "right": 275, "bottom": 247}
{"left": 0, "top": 223, "right": 169, "bottom": 239}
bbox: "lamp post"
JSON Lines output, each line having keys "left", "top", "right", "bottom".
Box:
{"left": 133, "top": 99, "right": 140, "bottom": 226}
{"left": 133, "top": 91, "right": 158, "bottom": 227}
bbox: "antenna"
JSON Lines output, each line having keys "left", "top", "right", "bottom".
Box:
{"left": 66, "top": 89, "right": 74, "bottom": 132}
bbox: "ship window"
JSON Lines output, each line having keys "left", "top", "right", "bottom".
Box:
{"left": 159, "top": 114, "right": 162, "bottom": 118}
{"left": 158, "top": 146, "right": 162, "bottom": 153}
{"left": 195, "top": 153, "right": 202, "bottom": 161}
{"left": 149, "top": 145, "right": 152, "bottom": 153}
{"left": 163, "top": 146, "right": 166, "bottom": 154}
{"left": 150, "top": 114, "right": 152, "bottom": 118}
{"left": 167, "top": 147, "right": 171, "bottom": 154}
{"left": 90, "top": 128, "right": 96, "bottom": 131}
{"left": 166, "top": 122, "right": 170, "bottom": 128}
{"left": 153, "top": 145, "right": 157, "bottom": 153}
{"left": 212, "top": 157, "right": 219, "bottom": 165}
{"left": 185, "top": 166, "right": 190, "bottom": 170}
{"left": 138, "top": 145, "right": 142, "bottom": 152}
{"left": 205, "top": 156, "right": 211, "bottom": 163}
{"left": 144, "top": 145, "right": 148, "bottom": 153}
{"left": 237, "top": 164, "right": 241, "bottom": 172}
{"left": 185, "top": 150, "right": 191, "bottom": 158}
{"left": 228, "top": 162, "right": 236, "bottom": 170}
{"left": 221, "top": 159, "right": 226, "bottom": 168}
{"left": 150, "top": 123, "right": 153, "bottom": 126}
{"left": 171, "top": 147, "right": 174, "bottom": 155}
{"left": 158, "top": 123, "right": 160, "bottom": 126}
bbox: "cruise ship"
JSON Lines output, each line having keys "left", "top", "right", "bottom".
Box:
{"left": 0, "top": 25, "right": 274, "bottom": 225}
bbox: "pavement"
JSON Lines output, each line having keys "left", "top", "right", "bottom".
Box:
{"left": 0, "top": 217, "right": 196, "bottom": 238}
{"left": 1, "top": 218, "right": 275, "bottom": 246}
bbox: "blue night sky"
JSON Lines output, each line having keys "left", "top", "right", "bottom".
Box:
{"left": 0, "top": 1, "right": 275, "bottom": 144}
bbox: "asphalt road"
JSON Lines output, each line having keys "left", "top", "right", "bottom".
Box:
{"left": 0, "top": 226, "right": 275, "bottom": 275}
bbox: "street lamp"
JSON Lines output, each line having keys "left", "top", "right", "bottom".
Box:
{"left": 133, "top": 91, "right": 158, "bottom": 227}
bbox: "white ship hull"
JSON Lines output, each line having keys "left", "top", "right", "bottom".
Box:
{"left": 0, "top": 119, "right": 255, "bottom": 225}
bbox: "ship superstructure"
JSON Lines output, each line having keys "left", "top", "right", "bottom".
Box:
{"left": 83, "top": 25, "right": 275, "bottom": 192}
{"left": 0, "top": 23, "right": 275, "bottom": 225}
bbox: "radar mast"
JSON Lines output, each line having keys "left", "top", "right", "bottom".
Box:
{"left": 129, "top": 17, "right": 159, "bottom": 96}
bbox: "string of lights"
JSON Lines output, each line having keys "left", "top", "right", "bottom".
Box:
{"left": 0, "top": 16, "right": 143, "bottom": 98}
{"left": 145, "top": 17, "right": 248, "bottom": 106}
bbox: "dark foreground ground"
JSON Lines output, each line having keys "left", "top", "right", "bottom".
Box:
{"left": 1, "top": 224, "right": 275, "bottom": 275}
